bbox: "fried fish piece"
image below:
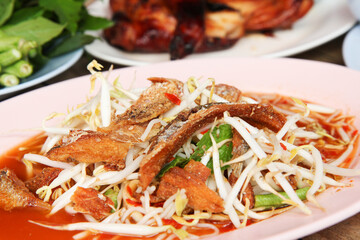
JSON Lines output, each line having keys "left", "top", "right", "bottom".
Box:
{"left": 113, "top": 77, "right": 184, "bottom": 125}
{"left": 47, "top": 78, "right": 182, "bottom": 165}
{"left": 46, "top": 130, "right": 130, "bottom": 167}
{"left": 228, "top": 167, "right": 255, "bottom": 208}
{"left": 0, "top": 168, "right": 51, "bottom": 211}
{"left": 25, "top": 167, "right": 62, "bottom": 193}
{"left": 71, "top": 187, "right": 114, "bottom": 221}
{"left": 210, "top": 83, "right": 242, "bottom": 103}
{"left": 139, "top": 103, "right": 286, "bottom": 189}
{"left": 157, "top": 166, "right": 224, "bottom": 213}
{"left": 231, "top": 128, "right": 249, "bottom": 158}
{"left": 183, "top": 159, "right": 211, "bottom": 182}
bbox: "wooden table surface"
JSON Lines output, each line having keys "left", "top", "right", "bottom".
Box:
{"left": 2, "top": 30, "right": 360, "bottom": 239}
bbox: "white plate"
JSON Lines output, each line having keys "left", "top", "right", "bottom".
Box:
{"left": 85, "top": 0, "right": 356, "bottom": 66}
{"left": 343, "top": 25, "right": 360, "bottom": 71}
{"left": 0, "top": 57, "right": 359, "bottom": 240}
{"left": 0, "top": 48, "right": 84, "bottom": 99}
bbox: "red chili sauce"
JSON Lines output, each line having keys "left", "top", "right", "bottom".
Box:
{"left": 0, "top": 134, "right": 246, "bottom": 240}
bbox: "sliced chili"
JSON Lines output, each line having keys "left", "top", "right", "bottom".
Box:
{"left": 280, "top": 142, "right": 287, "bottom": 151}
{"left": 165, "top": 93, "right": 181, "bottom": 105}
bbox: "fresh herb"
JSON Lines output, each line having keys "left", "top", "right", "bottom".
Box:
{"left": 0, "top": 0, "right": 15, "bottom": 26}
{"left": 205, "top": 141, "right": 233, "bottom": 171}
{"left": 157, "top": 124, "right": 233, "bottom": 178}
{"left": 0, "top": 0, "right": 113, "bottom": 87}
{"left": 157, "top": 156, "right": 189, "bottom": 179}
{"left": 2, "top": 17, "right": 64, "bottom": 46}
{"left": 104, "top": 188, "right": 119, "bottom": 210}
{"left": 191, "top": 124, "right": 233, "bottom": 171}
{"left": 190, "top": 124, "right": 233, "bottom": 161}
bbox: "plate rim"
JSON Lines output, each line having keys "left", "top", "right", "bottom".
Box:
{"left": 342, "top": 24, "right": 360, "bottom": 71}
{"left": 0, "top": 57, "right": 359, "bottom": 240}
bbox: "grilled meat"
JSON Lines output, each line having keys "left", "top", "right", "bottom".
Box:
{"left": 104, "top": 0, "right": 313, "bottom": 59}
{"left": 210, "top": 0, "right": 314, "bottom": 31}
{"left": 169, "top": 0, "right": 206, "bottom": 59}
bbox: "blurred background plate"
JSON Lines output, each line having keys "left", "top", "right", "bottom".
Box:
{"left": 343, "top": 25, "right": 360, "bottom": 71}
{"left": 0, "top": 48, "right": 84, "bottom": 99}
{"left": 85, "top": 0, "right": 356, "bottom": 66}
{"left": 343, "top": 0, "right": 360, "bottom": 71}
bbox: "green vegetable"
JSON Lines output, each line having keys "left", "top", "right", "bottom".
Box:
{"left": 2, "top": 17, "right": 64, "bottom": 46}
{"left": 157, "top": 124, "right": 234, "bottom": 178}
{"left": 254, "top": 187, "right": 310, "bottom": 209}
{"left": 0, "top": 0, "right": 113, "bottom": 86}
{"left": 19, "top": 39, "right": 37, "bottom": 56}
{"left": 157, "top": 156, "right": 189, "bottom": 179}
{"left": 4, "top": 60, "right": 33, "bottom": 78}
{"left": 191, "top": 124, "right": 233, "bottom": 170}
{"left": 3, "top": 7, "right": 44, "bottom": 26}
{"left": 0, "top": 48, "right": 21, "bottom": 67}
{"left": 190, "top": 124, "right": 233, "bottom": 161}
{"left": 0, "top": 35, "right": 20, "bottom": 52}
{"left": 0, "top": 0, "right": 15, "bottom": 26}
{"left": 79, "top": 12, "right": 115, "bottom": 31}
{"left": 39, "top": 0, "right": 82, "bottom": 34}
{"left": 205, "top": 141, "right": 233, "bottom": 171}
{"left": 104, "top": 188, "right": 119, "bottom": 210}
{"left": 0, "top": 73, "right": 19, "bottom": 87}
{"left": 28, "top": 48, "right": 37, "bottom": 58}
{"left": 45, "top": 32, "right": 95, "bottom": 58}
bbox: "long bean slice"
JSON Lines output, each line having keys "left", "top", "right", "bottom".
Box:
{"left": 0, "top": 48, "right": 21, "bottom": 67}
{"left": 0, "top": 36, "right": 20, "bottom": 52}
{"left": 0, "top": 73, "right": 19, "bottom": 87}
{"left": 254, "top": 187, "right": 310, "bottom": 209}
{"left": 4, "top": 60, "right": 33, "bottom": 78}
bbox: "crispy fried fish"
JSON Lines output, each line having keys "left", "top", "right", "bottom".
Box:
{"left": 157, "top": 166, "right": 224, "bottom": 213}
{"left": 0, "top": 168, "right": 51, "bottom": 211}
{"left": 46, "top": 130, "right": 130, "bottom": 167}
{"left": 46, "top": 78, "right": 183, "bottom": 166}
{"left": 139, "top": 103, "right": 286, "bottom": 189}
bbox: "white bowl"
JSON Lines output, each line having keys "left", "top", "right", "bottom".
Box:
{"left": 348, "top": 0, "right": 360, "bottom": 20}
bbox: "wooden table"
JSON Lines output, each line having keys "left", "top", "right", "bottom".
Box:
{"left": 3, "top": 32, "right": 360, "bottom": 239}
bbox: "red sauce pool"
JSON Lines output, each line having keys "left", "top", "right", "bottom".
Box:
{"left": 0, "top": 119, "right": 357, "bottom": 239}
{"left": 0, "top": 134, "right": 243, "bottom": 240}
{"left": 0, "top": 134, "right": 87, "bottom": 240}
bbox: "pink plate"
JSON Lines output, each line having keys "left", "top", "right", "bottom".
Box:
{"left": 1, "top": 57, "right": 359, "bottom": 239}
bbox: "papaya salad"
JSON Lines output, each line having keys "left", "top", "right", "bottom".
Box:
{"left": 0, "top": 60, "right": 359, "bottom": 240}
